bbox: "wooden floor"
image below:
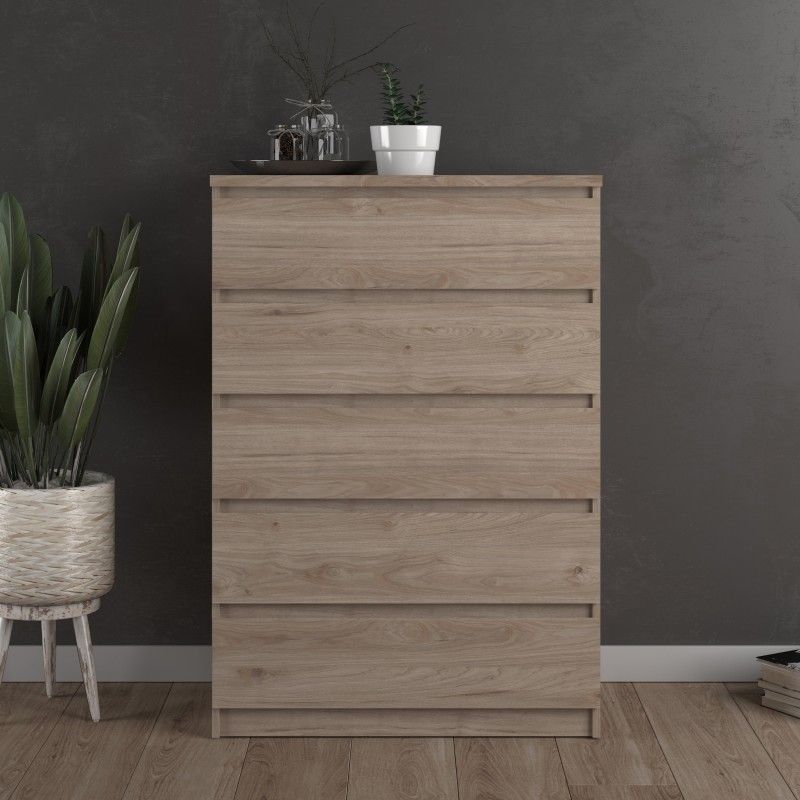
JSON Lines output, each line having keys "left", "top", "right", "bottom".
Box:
{"left": 0, "top": 682, "right": 799, "bottom": 799}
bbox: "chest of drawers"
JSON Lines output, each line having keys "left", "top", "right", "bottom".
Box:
{"left": 211, "top": 174, "right": 601, "bottom": 737}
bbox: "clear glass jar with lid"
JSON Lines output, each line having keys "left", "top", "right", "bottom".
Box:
{"left": 268, "top": 124, "right": 306, "bottom": 161}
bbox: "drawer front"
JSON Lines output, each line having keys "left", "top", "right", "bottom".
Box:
{"left": 213, "top": 607, "right": 599, "bottom": 709}
{"left": 213, "top": 509, "right": 599, "bottom": 604}
{"left": 212, "top": 191, "right": 600, "bottom": 289}
{"left": 213, "top": 300, "right": 599, "bottom": 395}
{"left": 212, "top": 405, "right": 600, "bottom": 500}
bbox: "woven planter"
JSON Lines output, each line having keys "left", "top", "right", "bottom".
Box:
{"left": 0, "top": 472, "right": 114, "bottom": 605}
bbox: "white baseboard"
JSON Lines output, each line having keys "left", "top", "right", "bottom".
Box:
{"left": 601, "top": 645, "right": 796, "bottom": 681}
{"left": 3, "top": 646, "right": 211, "bottom": 682}
{"left": 3, "top": 645, "right": 794, "bottom": 682}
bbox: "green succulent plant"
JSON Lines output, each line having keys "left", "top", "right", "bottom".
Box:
{"left": 377, "top": 63, "right": 428, "bottom": 125}
{"left": 0, "top": 193, "right": 140, "bottom": 489}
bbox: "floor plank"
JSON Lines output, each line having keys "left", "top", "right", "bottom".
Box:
{"left": 636, "top": 683, "right": 795, "bottom": 800}
{"left": 557, "top": 683, "right": 680, "bottom": 798}
{"left": 234, "top": 738, "right": 350, "bottom": 800}
{"left": 728, "top": 682, "right": 800, "bottom": 796}
{"left": 0, "top": 683, "right": 79, "bottom": 800}
{"left": 122, "top": 684, "right": 248, "bottom": 800}
{"left": 568, "top": 789, "right": 683, "bottom": 799}
{"left": 347, "top": 738, "right": 458, "bottom": 800}
{"left": 11, "top": 682, "right": 170, "bottom": 800}
{"left": 455, "top": 737, "right": 570, "bottom": 800}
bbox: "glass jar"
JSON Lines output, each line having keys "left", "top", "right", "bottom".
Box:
{"left": 322, "top": 124, "right": 350, "bottom": 161}
{"left": 268, "top": 124, "right": 306, "bottom": 161}
{"left": 297, "top": 99, "right": 337, "bottom": 160}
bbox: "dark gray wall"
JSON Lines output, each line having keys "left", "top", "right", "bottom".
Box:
{"left": 2, "top": 0, "right": 798, "bottom": 645}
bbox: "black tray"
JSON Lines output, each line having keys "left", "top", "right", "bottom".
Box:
{"left": 231, "top": 159, "right": 375, "bottom": 175}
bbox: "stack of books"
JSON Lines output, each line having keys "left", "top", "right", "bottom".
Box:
{"left": 758, "top": 649, "right": 800, "bottom": 717}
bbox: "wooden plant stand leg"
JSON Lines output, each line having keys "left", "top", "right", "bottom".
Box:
{"left": 0, "top": 618, "right": 12, "bottom": 682}
{"left": 41, "top": 620, "right": 56, "bottom": 698}
{"left": 0, "top": 599, "right": 101, "bottom": 720}
{"left": 73, "top": 614, "right": 99, "bottom": 722}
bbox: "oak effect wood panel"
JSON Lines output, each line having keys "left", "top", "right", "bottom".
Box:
{"left": 213, "top": 609, "right": 599, "bottom": 709}
{"left": 210, "top": 175, "right": 603, "bottom": 188}
{"left": 347, "top": 738, "right": 458, "bottom": 800}
{"left": 0, "top": 684, "right": 79, "bottom": 800}
{"left": 455, "top": 738, "right": 570, "bottom": 800}
{"left": 636, "top": 683, "right": 795, "bottom": 800}
{"left": 122, "top": 684, "right": 248, "bottom": 800}
{"left": 10, "top": 683, "right": 170, "bottom": 800}
{"left": 234, "top": 738, "right": 350, "bottom": 800}
{"left": 218, "top": 707, "right": 593, "bottom": 737}
{"left": 213, "top": 406, "right": 599, "bottom": 500}
{"left": 211, "top": 177, "right": 601, "bottom": 735}
{"left": 727, "top": 683, "right": 800, "bottom": 796}
{"left": 213, "top": 510, "right": 599, "bottom": 604}
{"left": 558, "top": 684, "right": 680, "bottom": 797}
{"left": 212, "top": 191, "right": 599, "bottom": 290}
{"left": 213, "top": 301, "right": 599, "bottom": 395}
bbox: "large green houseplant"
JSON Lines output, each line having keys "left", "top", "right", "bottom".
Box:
{"left": 0, "top": 192, "right": 140, "bottom": 611}
{"left": 0, "top": 193, "right": 139, "bottom": 489}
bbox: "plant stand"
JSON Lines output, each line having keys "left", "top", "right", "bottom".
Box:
{"left": 0, "top": 599, "right": 100, "bottom": 721}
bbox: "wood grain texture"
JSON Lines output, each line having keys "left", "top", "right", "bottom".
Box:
{"left": 636, "top": 683, "right": 795, "bottom": 800}
{"left": 213, "top": 300, "right": 599, "bottom": 395}
{"left": 558, "top": 683, "right": 678, "bottom": 791}
{"left": 213, "top": 192, "right": 599, "bottom": 290}
{"left": 122, "top": 683, "right": 248, "bottom": 800}
{"left": 10, "top": 682, "right": 170, "bottom": 800}
{"left": 210, "top": 175, "right": 603, "bottom": 188}
{"left": 213, "top": 405, "right": 599, "bottom": 500}
{"left": 728, "top": 682, "right": 800, "bottom": 796}
{"left": 213, "top": 608, "right": 599, "bottom": 709}
{"left": 347, "top": 738, "right": 458, "bottom": 800}
{"left": 217, "top": 707, "right": 593, "bottom": 737}
{"left": 0, "top": 683, "right": 79, "bottom": 800}
{"left": 213, "top": 510, "right": 598, "bottom": 604}
{"left": 455, "top": 737, "right": 570, "bottom": 800}
{"left": 234, "top": 738, "right": 350, "bottom": 800}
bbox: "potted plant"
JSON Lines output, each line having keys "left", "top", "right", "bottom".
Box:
{"left": 370, "top": 63, "right": 441, "bottom": 176}
{"left": 0, "top": 193, "right": 139, "bottom": 719}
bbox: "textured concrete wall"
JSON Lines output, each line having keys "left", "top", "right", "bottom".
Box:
{"left": 2, "top": 0, "right": 798, "bottom": 644}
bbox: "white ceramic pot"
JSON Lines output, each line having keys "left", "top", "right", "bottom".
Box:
{"left": 370, "top": 125, "right": 442, "bottom": 176}
{"left": 0, "top": 472, "right": 114, "bottom": 605}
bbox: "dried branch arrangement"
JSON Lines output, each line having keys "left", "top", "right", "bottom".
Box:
{"left": 262, "top": 1, "right": 411, "bottom": 102}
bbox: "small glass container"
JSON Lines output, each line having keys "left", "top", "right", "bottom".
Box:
{"left": 322, "top": 124, "right": 350, "bottom": 161}
{"left": 268, "top": 123, "right": 306, "bottom": 160}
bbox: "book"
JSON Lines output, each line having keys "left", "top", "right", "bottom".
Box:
{"left": 758, "top": 679, "right": 800, "bottom": 701}
{"left": 763, "top": 690, "right": 800, "bottom": 710}
{"left": 763, "top": 696, "right": 800, "bottom": 720}
{"left": 757, "top": 649, "right": 800, "bottom": 669}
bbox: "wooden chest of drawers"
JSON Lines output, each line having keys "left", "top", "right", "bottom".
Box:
{"left": 211, "top": 174, "right": 601, "bottom": 737}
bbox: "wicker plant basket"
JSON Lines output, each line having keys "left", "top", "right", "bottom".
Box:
{"left": 0, "top": 472, "right": 114, "bottom": 605}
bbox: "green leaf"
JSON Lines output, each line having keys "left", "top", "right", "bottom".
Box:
{"left": 0, "top": 193, "right": 30, "bottom": 300}
{"left": 57, "top": 368, "right": 102, "bottom": 452}
{"left": 28, "top": 233, "right": 53, "bottom": 329}
{"left": 40, "top": 328, "right": 81, "bottom": 425}
{"left": 0, "top": 226, "right": 10, "bottom": 311}
{"left": 78, "top": 226, "right": 106, "bottom": 332}
{"left": 106, "top": 222, "right": 140, "bottom": 296}
{"left": 12, "top": 311, "right": 39, "bottom": 441}
{"left": 0, "top": 311, "right": 21, "bottom": 431}
{"left": 43, "top": 286, "right": 74, "bottom": 367}
{"left": 15, "top": 265, "right": 30, "bottom": 315}
{"left": 87, "top": 268, "right": 138, "bottom": 370}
